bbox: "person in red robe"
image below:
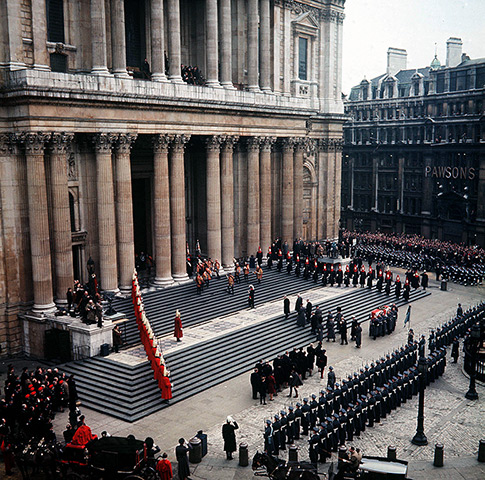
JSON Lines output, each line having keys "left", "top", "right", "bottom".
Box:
{"left": 160, "top": 369, "right": 173, "bottom": 401}
{"left": 174, "top": 310, "right": 183, "bottom": 342}
{"left": 71, "top": 416, "right": 97, "bottom": 445}
{"left": 156, "top": 453, "right": 173, "bottom": 480}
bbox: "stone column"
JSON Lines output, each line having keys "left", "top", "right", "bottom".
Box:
{"left": 150, "top": 0, "right": 168, "bottom": 82}
{"left": 21, "top": 132, "right": 55, "bottom": 314}
{"left": 205, "top": 0, "right": 221, "bottom": 87}
{"left": 221, "top": 136, "right": 238, "bottom": 268}
{"left": 111, "top": 0, "right": 129, "bottom": 77}
{"left": 260, "top": 0, "right": 271, "bottom": 92}
{"left": 167, "top": 0, "right": 183, "bottom": 83}
{"left": 91, "top": 0, "right": 110, "bottom": 75}
{"left": 170, "top": 135, "right": 190, "bottom": 281}
{"left": 317, "top": 139, "right": 329, "bottom": 239}
{"left": 247, "top": 137, "right": 261, "bottom": 255}
{"left": 372, "top": 156, "right": 379, "bottom": 211}
{"left": 93, "top": 133, "right": 118, "bottom": 291}
{"left": 332, "top": 140, "right": 343, "bottom": 238}
{"left": 114, "top": 134, "right": 137, "bottom": 293}
{"left": 220, "top": 0, "right": 234, "bottom": 89}
{"left": 31, "top": 0, "right": 49, "bottom": 70}
{"left": 260, "top": 137, "right": 275, "bottom": 250}
{"left": 49, "top": 133, "right": 74, "bottom": 306}
{"left": 293, "top": 139, "right": 305, "bottom": 240}
{"left": 476, "top": 152, "right": 485, "bottom": 221}
{"left": 247, "top": 0, "right": 260, "bottom": 91}
{"left": 152, "top": 135, "right": 173, "bottom": 286}
{"left": 281, "top": 138, "right": 295, "bottom": 243}
{"left": 206, "top": 136, "right": 223, "bottom": 263}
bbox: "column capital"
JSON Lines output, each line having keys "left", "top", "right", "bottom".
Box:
{"left": 92, "top": 133, "right": 119, "bottom": 152}
{"left": 152, "top": 134, "right": 173, "bottom": 153}
{"left": 247, "top": 137, "right": 261, "bottom": 152}
{"left": 114, "top": 133, "right": 138, "bottom": 153}
{"left": 329, "top": 138, "right": 344, "bottom": 152}
{"left": 49, "top": 132, "right": 74, "bottom": 154}
{"left": 294, "top": 137, "right": 308, "bottom": 152}
{"left": 317, "top": 138, "right": 330, "bottom": 152}
{"left": 20, "top": 132, "right": 51, "bottom": 155}
{"left": 281, "top": 137, "right": 296, "bottom": 152}
{"left": 171, "top": 134, "right": 191, "bottom": 151}
{"left": 221, "top": 136, "right": 239, "bottom": 151}
{"left": 260, "top": 136, "right": 276, "bottom": 152}
{"left": 0, "top": 133, "right": 19, "bottom": 155}
{"left": 205, "top": 136, "right": 223, "bottom": 151}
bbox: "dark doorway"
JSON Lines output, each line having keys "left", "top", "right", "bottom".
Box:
{"left": 124, "top": 0, "right": 146, "bottom": 70}
{"left": 132, "top": 178, "right": 152, "bottom": 257}
{"left": 72, "top": 245, "right": 83, "bottom": 283}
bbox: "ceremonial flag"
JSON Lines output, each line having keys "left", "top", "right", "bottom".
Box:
{"left": 404, "top": 306, "right": 411, "bottom": 327}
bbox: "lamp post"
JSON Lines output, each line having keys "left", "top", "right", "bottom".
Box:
{"left": 465, "top": 323, "right": 481, "bottom": 400}
{"left": 412, "top": 356, "right": 428, "bottom": 446}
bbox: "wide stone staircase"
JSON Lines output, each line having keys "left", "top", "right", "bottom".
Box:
{"left": 59, "top": 270, "right": 430, "bottom": 422}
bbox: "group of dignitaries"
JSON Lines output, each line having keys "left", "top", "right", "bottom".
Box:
{"left": 260, "top": 300, "right": 484, "bottom": 467}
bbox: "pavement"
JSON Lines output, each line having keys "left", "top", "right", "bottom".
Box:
{"left": 2, "top": 270, "right": 485, "bottom": 479}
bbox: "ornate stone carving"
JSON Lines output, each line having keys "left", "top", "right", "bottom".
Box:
{"left": 205, "top": 135, "right": 223, "bottom": 151}
{"left": 152, "top": 134, "right": 173, "bottom": 153}
{"left": 281, "top": 137, "right": 296, "bottom": 152}
{"left": 329, "top": 138, "right": 344, "bottom": 151}
{"left": 317, "top": 138, "right": 330, "bottom": 152}
{"left": 67, "top": 152, "right": 78, "bottom": 181}
{"left": 221, "top": 135, "right": 239, "bottom": 150}
{"left": 49, "top": 132, "right": 74, "bottom": 154}
{"left": 171, "top": 134, "right": 191, "bottom": 151}
{"left": 20, "top": 132, "right": 51, "bottom": 155}
{"left": 0, "top": 133, "right": 18, "bottom": 156}
{"left": 115, "top": 133, "right": 138, "bottom": 153}
{"left": 260, "top": 136, "right": 276, "bottom": 152}
{"left": 92, "top": 133, "right": 118, "bottom": 152}
{"left": 246, "top": 137, "right": 261, "bottom": 152}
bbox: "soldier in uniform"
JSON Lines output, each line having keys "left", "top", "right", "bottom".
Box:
{"left": 301, "top": 398, "right": 311, "bottom": 436}
{"left": 264, "top": 419, "right": 275, "bottom": 455}
{"left": 309, "top": 427, "right": 320, "bottom": 466}
{"left": 272, "top": 414, "right": 280, "bottom": 456}
{"left": 279, "top": 410, "right": 288, "bottom": 451}
{"left": 327, "top": 366, "right": 336, "bottom": 389}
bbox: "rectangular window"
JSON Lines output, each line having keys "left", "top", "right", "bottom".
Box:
{"left": 298, "top": 37, "right": 308, "bottom": 81}
{"left": 46, "top": 0, "right": 65, "bottom": 43}
{"left": 436, "top": 73, "right": 445, "bottom": 93}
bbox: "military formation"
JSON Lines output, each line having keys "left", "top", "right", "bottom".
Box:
{"left": 261, "top": 301, "right": 485, "bottom": 467}
{"left": 342, "top": 230, "right": 484, "bottom": 286}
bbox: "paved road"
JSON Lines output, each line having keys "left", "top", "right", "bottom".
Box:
{"left": 3, "top": 271, "right": 484, "bottom": 479}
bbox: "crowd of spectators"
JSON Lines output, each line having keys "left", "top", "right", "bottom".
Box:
{"left": 65, "top": 277, "right": 103, "bottom": 327}
{"left": 181, "top": 65, "right": 205, "bottom": 85}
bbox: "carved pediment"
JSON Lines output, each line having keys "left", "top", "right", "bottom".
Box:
{"left": 292, "top": 11, "right": 319, "bottom": 36}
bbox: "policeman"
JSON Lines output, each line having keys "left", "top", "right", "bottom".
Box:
{"left": 272, "top": 414, "right": 281, "bottom": 456}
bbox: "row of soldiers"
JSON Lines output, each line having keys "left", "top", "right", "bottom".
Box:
{"left": 346, "top": 230, "right": 484, "bottom": 286}
{"left": 263, "top": 301, "right": 483, "bottom": 464}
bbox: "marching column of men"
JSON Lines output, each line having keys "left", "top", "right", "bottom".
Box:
{"left": 262, "top": 301, "right": 485, "bottom": 466}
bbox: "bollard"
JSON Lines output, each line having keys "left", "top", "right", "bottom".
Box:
{"left": 433, "top": 443, "right": 444, "bottom": 467}
{"left": 387, "top": 445, "right": 397, "bottom": 461}
{"left": 288, "top": 445, "right": 298, "bottom": 463}
{"left": 238, "top": 443, "right": 248, "bottom": 467}
{"left": 441, "top": 281, "right": 447, "bottom": 291}
{"left": 338, "top": 445, "right": 347, "bottom": 470}
{"left": 478, "top": 439, "right": 485, "bottom": 462}
{"left": 188, "top": 437, "right": 202, "bottom": 464}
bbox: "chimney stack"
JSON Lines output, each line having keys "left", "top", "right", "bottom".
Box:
{"left": 387, "top": 48, "right": 407, "bottom": 76}
{"left": 446, "top": 37, "right": 463, "bottom": 68}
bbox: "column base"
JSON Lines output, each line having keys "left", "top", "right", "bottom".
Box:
{"left": 151, "top": 73, "right": 170, "bottom": 83}
{"left": 113, "top": 70, "right": 130, "bottom": 78}
{"left": 91, "top": 67, "right": 111, "bottom": 76}
{"left": 247, "top": 85, "right": 261, "bottom": 93}
{"left": 118, "top": 285, "right": 132, "bottom": 296}
{"left": 222, "top": 263, "right": 235, "bottom": 272}
{"left": 55, "top": 299, "right": 68, "bottom": 308}
{"left": 221, "top": 82, "right": 236, "bottom": 90}
{"left": 206, "top": 80, "right": 223, "bottom": 88}
{"left": 261, "top": 87, "right": 272, "bottom": 93}
{"left": 169, "top": 75, "right": 184, "bottom": 84}
{"left": 31, "top": 302, "right": 57, "bottom": 316}
{"left": 152, "top": 276, "right": 175, "bottom": 288}
{"left": 172, "top": 273, "right": 191, "bottom": 284}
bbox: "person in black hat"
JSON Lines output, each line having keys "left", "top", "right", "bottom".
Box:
{"left": 327, "top": 366, "right": 336, "bottom": 389}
